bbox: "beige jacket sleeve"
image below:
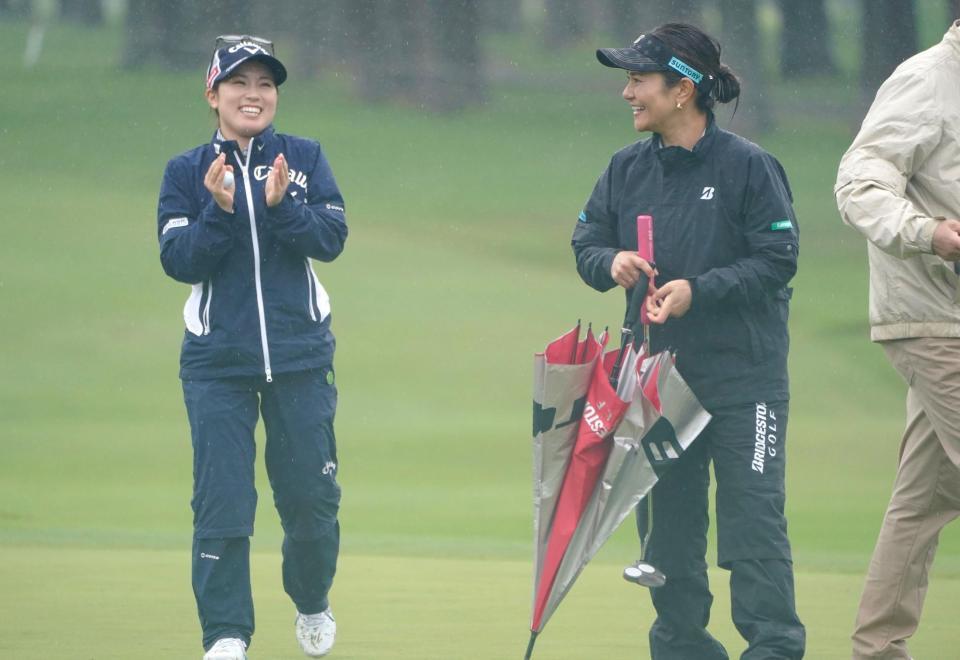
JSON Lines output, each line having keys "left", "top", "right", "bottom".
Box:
{"left": 835, "top": 69, "right": 942, "bottom": 258}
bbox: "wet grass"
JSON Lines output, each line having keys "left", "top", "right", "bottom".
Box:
{"left": 2, "top": 17, "right": 959, "bottom": 658}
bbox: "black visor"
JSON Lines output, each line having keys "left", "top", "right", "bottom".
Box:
{"left": 597, "top": 33, "right": 715, "bottom": 94}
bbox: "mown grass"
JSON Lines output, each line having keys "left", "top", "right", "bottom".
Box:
{"left": 2, "top": 16, "right": 959, "bottom": 658}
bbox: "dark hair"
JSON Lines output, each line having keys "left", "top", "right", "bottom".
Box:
{"left": 651, "top": 23, "right": 741, "bottom": 112}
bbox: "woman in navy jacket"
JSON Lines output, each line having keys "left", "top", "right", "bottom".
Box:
{"left": 572, "top": 24, "right": 804, "bottom": 659}
{"left": 157, "top": 36, "right": 346, "bottom": 660}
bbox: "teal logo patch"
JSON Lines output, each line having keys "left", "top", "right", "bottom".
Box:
{"left": 326, "top": 370, "right": 335, "bottom": 385}
{"left": 667, "top": 57, "right": 703, "bottom": 83}
{"left": 770, "top": 219, "right": 793, "bottom": 231}
{"left": 578, "top": 210, "right": 587, "bottom": 223}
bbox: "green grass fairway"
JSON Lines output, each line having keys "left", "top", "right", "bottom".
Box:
{"left": 2, "top": 546, "right": 960, "bottom": 658}
{"left": 3, "top": 18, "right": 960, "bottom": 658}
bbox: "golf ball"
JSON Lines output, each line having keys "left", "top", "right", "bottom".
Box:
{"left": 223, "top": 170, "right": 235, "bottom": 189}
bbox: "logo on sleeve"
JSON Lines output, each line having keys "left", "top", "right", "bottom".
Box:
{"left": 700, "top": 187, "right": 715, "bottom": 200}
{"left": 578, "top": 210, "right": 587, "bottom": 222}
{"left": 162, "top": 217, "right": 189, "bottom": 234}
{"left": 770, "top": 219, "right": 793, "bottom": 231}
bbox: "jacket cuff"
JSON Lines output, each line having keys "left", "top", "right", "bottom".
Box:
{"left": 204, "top": 199, "right": 234, "bottom": 224}
{"left": 919, "top": 216, "right": 941, "bottom": 254}
{"left": 600, "top": 250, "right": 618, "bottom": 283}
{"left": 687, "top": 277, "right": 700, "bottom": 310}
{"left": 268, "top": 193, "right": 300, "bottom": 221}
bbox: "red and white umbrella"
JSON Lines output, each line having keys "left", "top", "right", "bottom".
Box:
{"left": 525, "top": 216, "right": 711, "bottom": 658}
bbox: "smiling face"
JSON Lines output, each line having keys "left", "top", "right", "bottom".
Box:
{"left": 621, "top": 71, "right": 678, "bottom": 134}
{"left": 205, "top": 60, "right": 277, "bottom": 145}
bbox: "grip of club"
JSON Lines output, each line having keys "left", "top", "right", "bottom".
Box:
{"left": 636, "top": 215, "right": 654, "bottom": 263}
{"left": 624, "top": 272, "right": 650, "bottom": 330}
{"left": 637, "top": 215, "right": 655, "bottom": 325}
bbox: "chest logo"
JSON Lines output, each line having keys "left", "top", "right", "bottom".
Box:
{"left": 253, "top": 165, "right": 309, "bottom": 192}
{"left": 700, "top": 187, "right": 715, "bottom": 200}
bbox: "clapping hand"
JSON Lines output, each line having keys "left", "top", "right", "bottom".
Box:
{"left": 204, "top": 153, "right": 235, "bottom": 212}
{"left": 266, "top": 153, "right": 290, "bottom": 207}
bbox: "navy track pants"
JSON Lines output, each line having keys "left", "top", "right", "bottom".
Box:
{"left": 182, "top": 367, "right": 340, "bottom": 650}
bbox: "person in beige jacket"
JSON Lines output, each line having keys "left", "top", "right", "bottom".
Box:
{"left": 835, "top": 20, "right": 960, "bottom": 660}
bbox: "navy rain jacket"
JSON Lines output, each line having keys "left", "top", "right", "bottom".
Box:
{"left": 572, "top": 116, "right": 798, "bottom": 409}
{"left": 158, "top": 126, "right": 347, "bottom": 381}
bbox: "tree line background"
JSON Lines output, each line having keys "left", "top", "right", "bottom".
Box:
{"left": 4, "top": 0, "right": 958, "bottom": 127}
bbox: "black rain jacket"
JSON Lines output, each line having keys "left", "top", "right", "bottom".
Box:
{"left": 572, "top": 116, "right": 798, "bottom": 409}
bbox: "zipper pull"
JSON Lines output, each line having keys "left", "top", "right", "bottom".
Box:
{"left": 265, "top": 368, "right": 273, "bottom": 383}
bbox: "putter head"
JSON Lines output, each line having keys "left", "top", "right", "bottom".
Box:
{"left": 623, "top": 560, "right": 666, "bottom": 588}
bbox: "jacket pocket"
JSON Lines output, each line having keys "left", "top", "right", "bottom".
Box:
{"left": 749, "top": 287, "right": 792, "bottom": 362}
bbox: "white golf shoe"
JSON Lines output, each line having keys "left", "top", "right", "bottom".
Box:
{"left": 203, "top": 637, "right": 247, "bottom": 660}
{"left": 295, "top": 608, "right": 336, "bottom": 657}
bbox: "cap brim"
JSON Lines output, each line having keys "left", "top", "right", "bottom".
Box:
{"left": 596, "top": 47, "right": 666, "bottom": 72}
{"left": 246, "top": 53, "right": 287, "bottom": 86}
{"left": 216, "top": 52, "right": 288, "bottom": 87}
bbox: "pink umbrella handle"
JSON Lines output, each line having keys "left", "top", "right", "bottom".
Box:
{"left": 637, "top": 215, "right": 655, "bottom": 326}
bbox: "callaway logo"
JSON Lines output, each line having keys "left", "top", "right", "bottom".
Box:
{"left": 200, "top": 552, "right": 220, "bottom": 560}
{"left": 253, "top": 165, "right": 309, "bottom": 192}
{"left": 700, "top": 187, "right": 715, "bottom": 200}
{"left": 321, "top": 461, "right": 337, "bottom": 475}
{"left": 228, "top": 42, "right": 267, "bottom": 56}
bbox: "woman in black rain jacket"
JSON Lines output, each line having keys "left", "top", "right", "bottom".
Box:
{"left": 572, "top": 23, "right": 804, "bottom": 659}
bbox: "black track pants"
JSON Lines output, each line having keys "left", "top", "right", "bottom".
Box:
{"left": 644, "top": 401, "right": 805, "bottom": 660}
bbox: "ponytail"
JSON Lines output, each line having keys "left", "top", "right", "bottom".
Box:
{"left": 712, "top": 63, "right": 741, "bottom": 104}
{"left": 652, "top": 23, "right": 741, "bottom": 112}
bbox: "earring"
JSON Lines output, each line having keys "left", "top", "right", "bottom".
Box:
{"left": 676, "top": 102, "right": 683, "bottom": 110}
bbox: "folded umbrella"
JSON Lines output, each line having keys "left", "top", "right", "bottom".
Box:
{"left": 525, "top": 216, "right": 711, "bottom": 657}
{"left": 532, "top": 323, "right": 606, "bottom": 594}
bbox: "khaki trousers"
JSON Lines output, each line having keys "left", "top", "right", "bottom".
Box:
{"left": 852, "top": 338, "right": 960, "bottom": 660}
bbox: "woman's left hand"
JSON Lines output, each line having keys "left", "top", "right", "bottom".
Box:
{"left": 266, "top": 153, "right": 290, "bottom": 207}
{"left": 646, "top": 279, "right": 693, "bottom": 324}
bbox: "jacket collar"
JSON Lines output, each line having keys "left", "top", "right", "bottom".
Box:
{"left": 653, "top": 111, "right": 717, "bottom": 167}
{"left": 210, "top": 125, "right": 278, "bottom": 162}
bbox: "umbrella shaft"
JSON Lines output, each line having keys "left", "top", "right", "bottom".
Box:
{"left": 524, "top": 631, "right": 538, "bottom": 659}
{"left": 610, "top": 330, "right": 633, "bottom": 388}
